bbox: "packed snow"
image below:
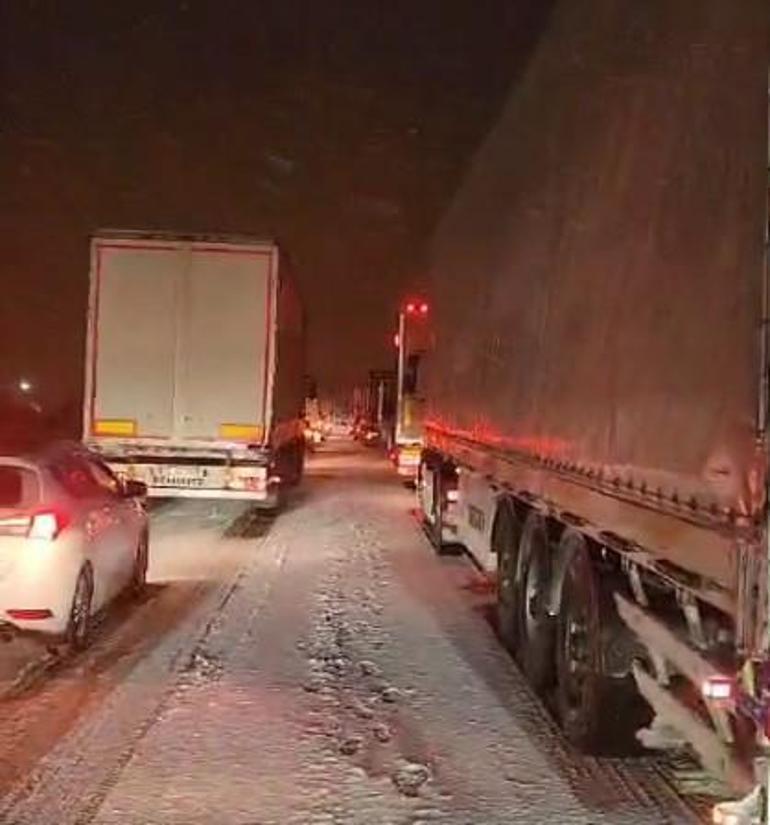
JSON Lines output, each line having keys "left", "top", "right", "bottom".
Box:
{"left": 0, "top": 443, "right": 702, "bottom": 823}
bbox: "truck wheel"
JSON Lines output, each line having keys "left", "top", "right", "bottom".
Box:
{"left": 494, "top": 504, "right": 522, "bottom": 654}
{"left": 515, "top": 515, "right": 555, "bottom": 692}
{"left": 430, "top": 467, "right": 447, "bottom": 553}
{"left": 554, "top": 540, "right": 646, "bottom": 753}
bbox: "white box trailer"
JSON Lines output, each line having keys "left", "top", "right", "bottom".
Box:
{"left": 83, "top": 231, "right": 305, "bottom": 504}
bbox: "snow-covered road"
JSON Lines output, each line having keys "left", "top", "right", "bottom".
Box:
{"left": 0, "top": 441, "right": 703, "bottom": 824}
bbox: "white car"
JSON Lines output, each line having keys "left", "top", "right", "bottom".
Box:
{"left": 0, "top": 442, "right": 149, "bottom": 647}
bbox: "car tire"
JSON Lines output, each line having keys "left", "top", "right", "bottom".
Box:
{"left": 131, "top": 532, "right": 149, "bottom": 598}
{"left": 67, "top": 566, "right": 93, "bottom": 651}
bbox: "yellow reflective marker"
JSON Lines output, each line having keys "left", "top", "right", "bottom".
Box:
{"left": 93, "top": 419, "right": 137, "bottom": 436}
{"left": 219, "top": 423, "right": 263, "bottom": 441}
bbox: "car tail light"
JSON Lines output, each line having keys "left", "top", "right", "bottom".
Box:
{"left": 28, "top": 508, "right": 70, "bottom": 541}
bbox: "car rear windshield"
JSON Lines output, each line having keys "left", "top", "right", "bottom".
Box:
{"left": 0, "top": 465, "right": 38, "bottom": 508}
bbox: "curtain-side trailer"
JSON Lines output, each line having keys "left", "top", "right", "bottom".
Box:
{"left": 417, "top": 3, "right": 770, "bottom": 819}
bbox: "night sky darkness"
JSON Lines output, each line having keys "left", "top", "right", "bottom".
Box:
{"left": 0, "top": 0, "right": 550, "bottom": 425}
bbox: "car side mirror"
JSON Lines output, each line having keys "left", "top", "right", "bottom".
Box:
{"left": 123, "top": 479, "right": 147, "bottom": 498}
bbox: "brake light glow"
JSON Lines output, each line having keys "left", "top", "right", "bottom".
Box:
{"left": 419, "top": 302, "right": 429, "bottom": 314}
{"left": 702, "top": 675, "right": 733, "bottom": 703}
{"left": 28, "top": 508, "right": 70, "bottom": 541}
{"left": 7, "top": 609, "right": 53, "bottom": 620}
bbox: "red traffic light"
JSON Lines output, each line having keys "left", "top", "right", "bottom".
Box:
{"left": 403, "top": 300, "right": 429, "bottom": 315}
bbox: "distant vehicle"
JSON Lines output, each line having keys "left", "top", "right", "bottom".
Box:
{"left": 392, "top": 304, "right": 428, "bottom": 479}
{"left": 0, "top": 442, "right": 148, "bottom": 647}
{"left": 304, "top": 398, "right": 330, "bottom": 447}
{"left": 361, "top": 425, "right": 381, "bottom": 446}
{"left": 83, "top": 231, "right": 306, "bottom": 507}
{"left": 328, "top": 417, "right": 350, "bottom": 438}
{"left": 417, "top": 2, "right": 768, "bottom": 819}
{"left": 303, "top": 420, "right": 325, "bottom": 449}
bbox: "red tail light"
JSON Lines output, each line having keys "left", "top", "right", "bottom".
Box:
{"left": 7, "top": 609, "right": 53, "bottom": 620}
{"left": 28, "top": 508, "right": 71, "bottom": 541}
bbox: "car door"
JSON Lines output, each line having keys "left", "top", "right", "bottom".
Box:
{"left": 84, "top": 457, "right": 139, "bottom": 590}
{"left": 49, "top": 454, "right": 124, "bottom": 610}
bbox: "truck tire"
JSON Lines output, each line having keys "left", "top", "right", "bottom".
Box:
{"left": 430, "top": 467, "right": 448, "bottom": 553}
{"left": 515, "top": 514, "right": 555, "bottom": 692}
{"left": 554, "top": 539, "right": 647, "bottom": 753}
{"left": 494, "top": 503, "right": 522, "bottom": 654}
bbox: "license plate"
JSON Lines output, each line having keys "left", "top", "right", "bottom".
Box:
{"left": 149, "top": 466, "right": 209, "bottom": 488}
{"left": 400, "top": 449, "right": 421, "bottom": 465}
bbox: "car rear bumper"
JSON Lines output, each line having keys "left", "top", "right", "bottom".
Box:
{"left": 0, "top": 535, "right": 82, "bottom": 637}
{"left": 0, "top": 617, "right": 67, "bottom": 641}
{"left": 395, "top": 445, "right": 421, "bottom": 477}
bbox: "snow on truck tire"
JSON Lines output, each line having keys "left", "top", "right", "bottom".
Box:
{"left": 554, "top": 532, "right": 651, "bottom": 754}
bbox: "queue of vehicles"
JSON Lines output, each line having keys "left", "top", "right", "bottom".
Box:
{"left": 353, "top": 330, "right": 427, "bottom": 478}
{"left": 2, "top": 6, "right": 767, "bottom": 817}
{"left": 0, "top": 231, "right": 306, "bottom": 650}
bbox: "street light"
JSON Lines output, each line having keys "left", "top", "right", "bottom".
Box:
{"left": 18, "top": 378, "right": 32, "bottom": 394}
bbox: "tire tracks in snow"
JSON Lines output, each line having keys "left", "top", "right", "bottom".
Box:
{"left": 0, "top": 526, "right": 284, "bottom": 825}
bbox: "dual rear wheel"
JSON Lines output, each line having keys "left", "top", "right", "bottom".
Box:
{"left": 495, "top": 508, "right": 647, "bottom": 753}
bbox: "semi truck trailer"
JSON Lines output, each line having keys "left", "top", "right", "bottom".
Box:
{"left": 393, "top": 300, "right": 430, "bottom": 478}
{"left": 417, "top": 2, "right": 769, "bottom": 819}
{"left": 83, "top": 231, "right": 305, "bottom": 505}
